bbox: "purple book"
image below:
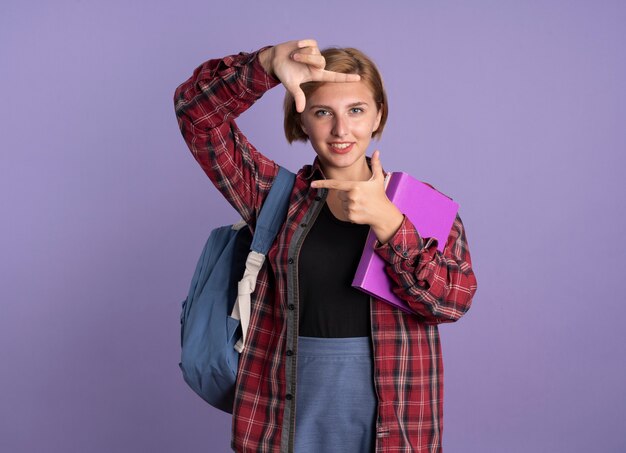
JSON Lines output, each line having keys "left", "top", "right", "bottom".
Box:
{"left": 352, "top": 172, "right": 459, "bottom": 314}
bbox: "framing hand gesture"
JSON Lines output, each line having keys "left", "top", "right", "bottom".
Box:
{"left": 259, "top": 39, "right": 361, "bottom": 112}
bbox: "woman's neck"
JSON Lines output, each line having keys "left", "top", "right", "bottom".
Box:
{"left": 321, "top": 159, "right": 372, "bottom": 182}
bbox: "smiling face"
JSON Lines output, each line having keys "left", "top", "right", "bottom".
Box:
{"left": 299, "top": 81, "right": 382, "bottom": 181}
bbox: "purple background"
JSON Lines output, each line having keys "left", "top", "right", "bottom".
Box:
{"left": 2, "top": 1, "right": 625, "bottom": 452}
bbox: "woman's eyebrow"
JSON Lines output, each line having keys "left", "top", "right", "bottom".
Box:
{"left": 347, "top": 102, "right": 369, "bottom": 108}
{"left": 309, "top": 102, "right": 369, "bottom": 110}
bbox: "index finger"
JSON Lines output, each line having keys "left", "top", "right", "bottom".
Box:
{"left": 311, "top": 179, "right": 356, "bottom": 190}
{"left": 317, "top": 70, "right": 361, "bottom": 83}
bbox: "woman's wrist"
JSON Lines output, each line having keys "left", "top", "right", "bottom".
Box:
{"left": 371, "top": 203, "right": 404, "bottom": 245}
{"left": 258, "top": 47, "right": 275, "bottom": 77}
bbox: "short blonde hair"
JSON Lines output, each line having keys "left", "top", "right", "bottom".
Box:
{"left": 283, "top": 47, "right": 388, "bottom": 143}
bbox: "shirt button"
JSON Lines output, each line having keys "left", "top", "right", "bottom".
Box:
{"left": 286, "top": 393, "right": 293, "bottom": 401}
{"left": 286, "top": 350, "right": 294, "bottom": 356}
{"left": 288, "top": 304, "right": 295, "bottom": 310}
{"left": 402, "top": 251, "right": 408, "bottom": 257}
{"left": 300, "top": 223, "right": 307, "bottom": 228}
{"left": 288, "top": 258, "right": 294, "bottom": 264}
{"left": 314, "top": 196, "right": 322, "bottom": 201}
{"left": 395, "top": 245, "right": 402, "bottom": 251}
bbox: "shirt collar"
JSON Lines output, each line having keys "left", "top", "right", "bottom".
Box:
{"left": 302, "top": 157, "right": 325, "bottom": 181}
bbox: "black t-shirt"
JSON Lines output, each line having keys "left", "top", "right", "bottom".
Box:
{"left": 298, "top": 202, "right": 371, "bottom": 337}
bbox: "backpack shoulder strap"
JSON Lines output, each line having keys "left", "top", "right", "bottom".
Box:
{"left": 232, "top": 166, "right": 295, "bottom": 352}
{"left": 251, "top": 166, "right": 296, "bottom": 254}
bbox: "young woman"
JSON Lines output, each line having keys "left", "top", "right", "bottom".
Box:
{"left": 174, "top": 39, "right": 477, "bottom": 453}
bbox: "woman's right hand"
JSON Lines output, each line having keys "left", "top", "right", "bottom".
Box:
{"left": 259, "top": 39, "right": 360, "bottom": 113}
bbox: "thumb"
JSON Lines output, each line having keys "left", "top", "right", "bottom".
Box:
{"left": 370, "top": 150, "right": 384, "bottom": 181}
{"left": 292, "top": 87, "right": 306, "bottom": 113}
{"left": 285, "top": 81, "right": 306, "bottom": 113}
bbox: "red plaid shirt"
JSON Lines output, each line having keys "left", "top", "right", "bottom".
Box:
{"left": 174, "top": 47, "right": 477, "bottom": 453}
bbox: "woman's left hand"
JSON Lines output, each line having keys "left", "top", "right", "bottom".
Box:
{"left": 311, "top": 150, "right": 404, "bottom": 244}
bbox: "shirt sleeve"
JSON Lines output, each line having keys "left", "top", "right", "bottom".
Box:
{"left": 173, "top": 47, "right": 281, "bottom": 226}
{"left": 374, "top": 213, "right": 477, "bottom": 323}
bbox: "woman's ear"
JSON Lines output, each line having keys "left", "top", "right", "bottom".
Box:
{"left": 373, "top": 108, "right": 382, "bottom": 133}
{"left": 299, "top": 118, "right": 309, "bottom": 136}
{"left": 372, "top": 109, "right": 383, "bottom": 137}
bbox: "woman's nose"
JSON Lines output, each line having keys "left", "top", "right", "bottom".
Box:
{"left": 331, "top": 116, "right": 348, "bottom": 137}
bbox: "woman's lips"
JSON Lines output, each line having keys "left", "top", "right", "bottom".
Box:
{"left": 328, "top": 142, "right": 355, "bottom": 154}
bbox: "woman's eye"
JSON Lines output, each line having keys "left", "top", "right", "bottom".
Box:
{"left": 350, "top": 107, "right": 364, "bottom": 114}
{"left": 314, "top": 110, "right": 331, "bottom": 117}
